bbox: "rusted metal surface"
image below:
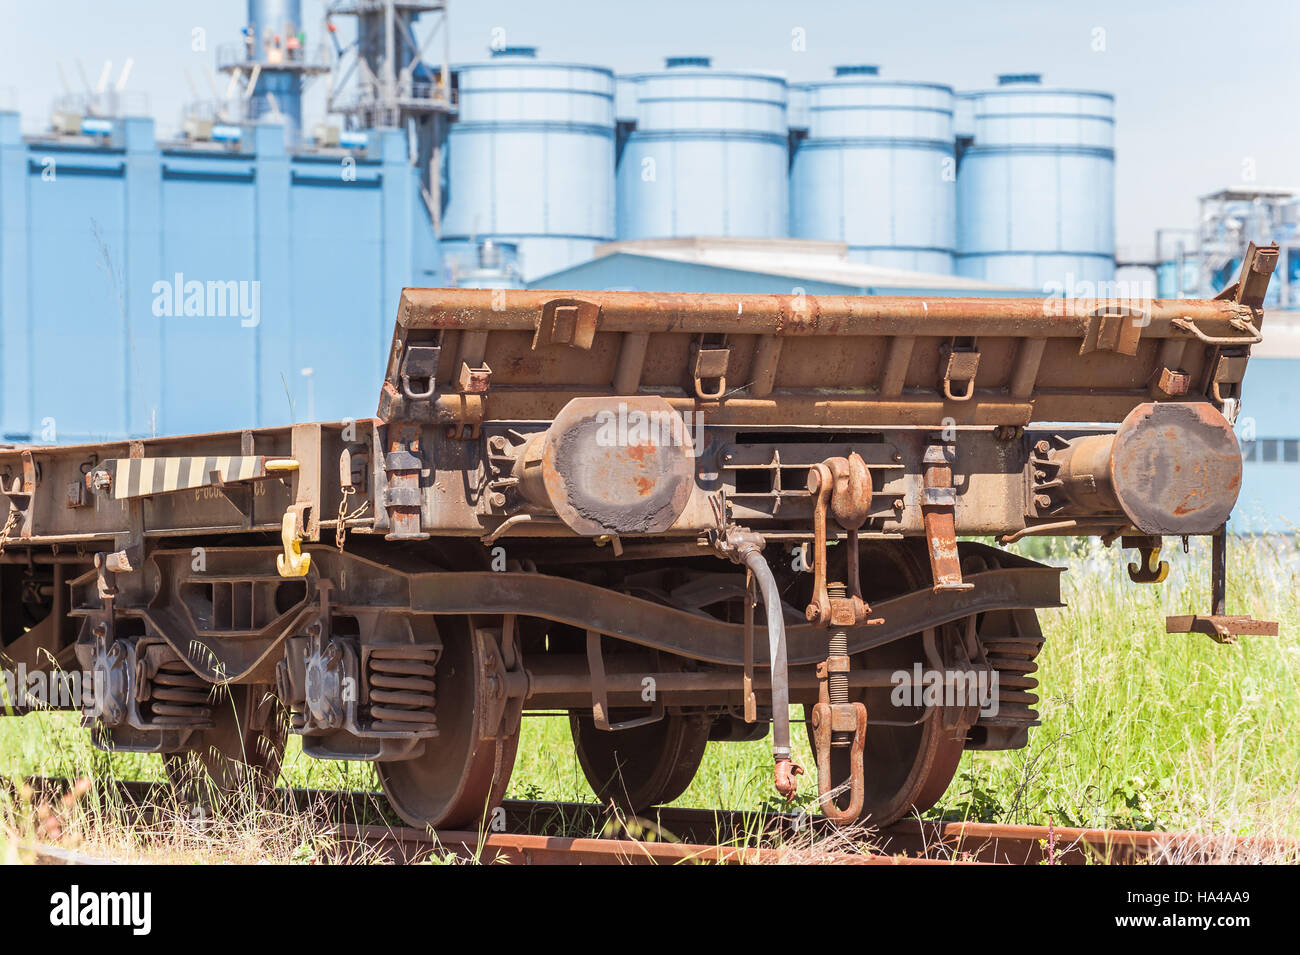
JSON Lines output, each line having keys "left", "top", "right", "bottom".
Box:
{"left": 0, "top": 256, "right": 1276, "bottom": 836}
{"left": 532, "top": 396, "right": 695, "bottom": 536}
{"left": 379, "top": 288, "right": 1263, "bottom": 431}
{"left": 1109, "top": 402, "right": 1242, "bottom": 536}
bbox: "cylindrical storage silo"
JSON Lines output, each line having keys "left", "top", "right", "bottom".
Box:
{"left": 956, "top": 74, "right": 1115, "bottom": 289}
{"left": 442, "top": 47, "right": 615, "bottom": 281}
{"left": 790, "top": 66, "right": 956, "bottom": 274}
{"left": 616, "top": 57, "right": 788, "bottom": 240}
{"left": 1156, "top": 256, "right": 1200, "bottom": 299}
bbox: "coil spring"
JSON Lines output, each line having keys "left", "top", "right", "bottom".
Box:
{"left": 147, "top": 659, "right": 213, "bottom": 726}
{"left": 367, "top": 645, "right": 438, "bottom": 734}
{"left": 981, "top": 618, "right": 1045, "bottom": 726}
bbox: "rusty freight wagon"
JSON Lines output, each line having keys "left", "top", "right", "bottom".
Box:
{"left": 0, "top": 245, "right": 1279, "bottom": 828}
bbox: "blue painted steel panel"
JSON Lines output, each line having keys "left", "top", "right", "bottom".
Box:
{"left": 442, "top": 50, "right": 616, "bottom": 281}
{"left": 0, "top": 115, "right": 440, "bottom": 442}
{"left": 617, "top": 60, "right": 788, "bottom": 241}
{"left": 956, "top": 77, "right": 1115, "bottom": 289}
{"left": 789, "top": 70, "right": 956, "bottom": 273}
{"left": 1221, "top": 359, "right": 1300, "bottom": 533}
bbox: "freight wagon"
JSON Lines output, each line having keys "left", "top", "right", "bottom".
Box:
{"left": 0, "top": 244, "right": 1278, "bottom": 827}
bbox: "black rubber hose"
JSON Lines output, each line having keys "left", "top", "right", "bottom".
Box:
{"left": 741, "top": 548, "right": 790, "bottom": 762}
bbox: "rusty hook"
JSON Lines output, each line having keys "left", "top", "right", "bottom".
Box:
{"left": 1125, "top": 536, "right": 1169, "bottom": 584}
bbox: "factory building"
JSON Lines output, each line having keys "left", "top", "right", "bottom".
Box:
{"left": 0, "top": 2, "right": 1123, "bottom": 447}
{"left": 529, "top": 236, "right": 1029, "bottom": 297}
{"left": 0, "top": 113, "right": 436, "bottom": 443}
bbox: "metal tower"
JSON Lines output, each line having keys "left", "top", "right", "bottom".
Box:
{"left": 324, "top": 1, "right": 456, "bottom": 233}
{"left": 217, "top": 0, "right": 331, "bottom": 148}
{"left": 1197, "top": 188, "right": 1298, "bottom": 305}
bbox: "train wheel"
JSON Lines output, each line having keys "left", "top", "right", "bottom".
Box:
{"left": 570, "top": 711, "right": 711, "bottom": 813}
{"left": 164, "top": 684, "right": 286, "bottom": 801}
{"left": 378, "top": 615, "right": 520, "bottom": 830}
{"left": 804, "top": 541, "right": 971, "bottom": 827}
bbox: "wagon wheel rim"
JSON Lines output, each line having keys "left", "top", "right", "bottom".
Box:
{"left": 570, "top": 710, "right": 711, "bottom": 814}
{"left": 164, "top": 684, "right": 286, "bottom": 804}
{"left": 378, "top": 615, "right": 520, "bottom": 830}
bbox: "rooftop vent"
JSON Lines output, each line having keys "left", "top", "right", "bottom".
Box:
{"left": 997, "top": 73, "right": 1042, "bottom": 85}
{"left": 834, "top": 65, "right": 880, "bottom": 76}
{"left": 665, "top": 56, "right": 711, "bottom": 69}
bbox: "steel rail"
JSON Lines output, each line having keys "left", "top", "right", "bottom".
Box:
{"left": 14, "top": 776, "right": 1290, "bottom": 866}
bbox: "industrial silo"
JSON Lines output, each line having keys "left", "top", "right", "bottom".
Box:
{"left": 442, "top": 47, "right": 615, "bottom": 281}
{"left": 789, "top": 66, "right": 956, "bottom": 274}
{"left": 956, "top": 74, "right": 1115, "bottom": 289}
{"left": 616, "top": 57, "right": 788, "bottom": 240}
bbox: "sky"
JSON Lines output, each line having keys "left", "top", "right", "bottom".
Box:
{"left": 2, "top": 0, "right": 1297, "bottom": 262}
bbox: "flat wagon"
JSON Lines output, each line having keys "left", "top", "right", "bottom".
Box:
{"left": 0, "top": 244, "right": 1277, "bottom": 827}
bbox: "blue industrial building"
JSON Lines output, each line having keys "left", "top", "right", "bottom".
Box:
{"left": 1233, "top": 320, "right": 1300, "bottom": 533}
{"left": 0, "top": 112, "right": 438, "bottom": 442}
{"left": 530, "top": 236, "right": 1028, "bottom": 297}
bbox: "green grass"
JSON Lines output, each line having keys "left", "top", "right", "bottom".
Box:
{"left": 3, "top": 534, "right": 1297, "bottom": 840}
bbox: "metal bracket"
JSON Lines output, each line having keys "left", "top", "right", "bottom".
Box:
{"left": 458, "top": 361, "right": 492, "bottom": 394}
{"left": 534, "top": 299, "right": 601, "bottom": 350}
{"left": 1213, "top": 241, "right": 1278, "bottom": 310}
{"left": 1211, "top": 353, "right": 1250, "bottom": 403}
{"left": 478, "top": 616, "right": 527, "bottom": 741}
{"left": 1081, "top": 306, "right": 1145, "bottom": 356}
{"left": 382, "top": 421, "right": 428, "bottom": 541}
{"left": 690, "top": 339, "right": 731, "bottom": 401}
{"left": 921, "top": 442, "right": 973, "bottom": 592}
{"left": 940, "top": 340, "right": 980, "bottom": 401}
{"left": 399, "top": 344, "right": 442, "bottom": 400}
{"left": 586, "top": 629, "right": 664, "bottom": 731}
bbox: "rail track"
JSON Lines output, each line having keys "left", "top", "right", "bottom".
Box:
{"left": 11, "top": 775, "right": 1286, "bottom": 865}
